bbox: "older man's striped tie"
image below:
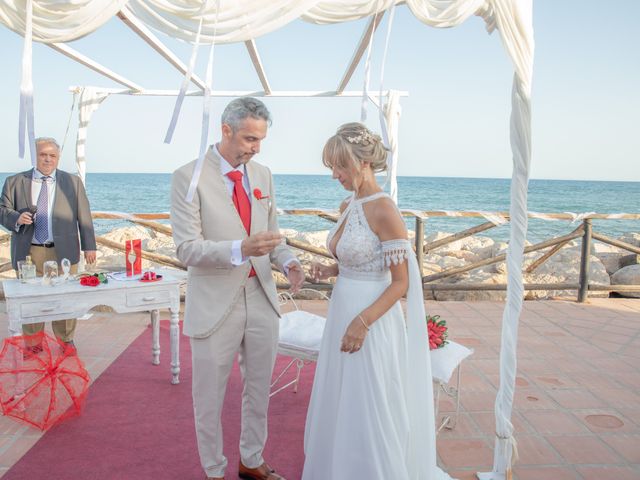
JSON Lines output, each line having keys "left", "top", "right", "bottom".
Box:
{"left": 34, "top": 176, "right": 50, "bottom": 244}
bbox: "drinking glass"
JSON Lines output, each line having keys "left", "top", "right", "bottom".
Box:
{"left": 20, "top": 262, "right": 36, "bottom": 283}
{"left": 42, "top": 261, "right": 59, "bottom": 286}
{"left": 17, "top": 260, "right": 26, "bottom": 283}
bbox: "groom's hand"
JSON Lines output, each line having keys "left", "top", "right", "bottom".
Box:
{"left": 241, "top": 231, "right": 283, "bottom": 257}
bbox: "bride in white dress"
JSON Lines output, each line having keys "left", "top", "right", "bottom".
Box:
{"left": 302, "top": 123, "right": 452, "bottom": 480}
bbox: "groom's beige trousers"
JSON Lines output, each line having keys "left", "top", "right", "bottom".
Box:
{"left": 191, "top": 276, "right": 279, "bottom": 478}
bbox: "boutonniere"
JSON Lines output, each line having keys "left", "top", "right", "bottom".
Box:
{"left": 253, "top": 188, "right": 269, "bottom": 200}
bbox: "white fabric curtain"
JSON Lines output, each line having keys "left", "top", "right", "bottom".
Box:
{"left": 76, "top": 87, "right": 110, "bottom": 184}
{"left": 478, "top": 1, "right": 534, "bottom": 478}
{"left": 406, "top": 0, "right": 486, "bottom": 27}
{"left": 302, "top": 0, "right": 395, "bottom": 23}
{"left": 125, "top": 0, "right": 401, "bottom": 43}
{"left": 404, "top": 241, "right": 449, "bottom": 480}
{"left": 0, "top": 0, "right": 127, "bottom": 42}
{"left": 126, "top": 0, "right": 318, "bottom": 43}
{"left": 383, "top": 90, "right": 401, "bottom": 203}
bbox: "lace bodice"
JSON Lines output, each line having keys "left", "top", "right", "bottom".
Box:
{"left": 327, "top": 192, "right": 411, "bottom": 280}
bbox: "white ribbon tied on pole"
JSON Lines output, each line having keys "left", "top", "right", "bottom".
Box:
{"left": 164, "top": 16, "right": 205, "bottom": 144}
{"left": 360, "top": 1, "right": 382, "bottom": 122}
{"left": 185, "top": 41, "right": 216, "bottom": 203}
{"left": 185, "top": 0, "right": 220, "bottom": 203}
{"left": 18, "top": 0, "right": 36, "bottom": 165}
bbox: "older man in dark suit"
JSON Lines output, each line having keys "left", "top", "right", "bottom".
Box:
{"left": 0, "top": 137, "right": 97, "bottom": 352}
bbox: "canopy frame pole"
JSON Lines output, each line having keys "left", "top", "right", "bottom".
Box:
{"left": 336, "top": 12, "right": 385, "bottom": 94}
{"left": 244, "top": 39, "right": 272, "bottom": 95}
{"left": 49, "top": 43, "right": 143, "bottom": 91}
{"left": 117, "top": 6, "right": 207, "bottom": 91}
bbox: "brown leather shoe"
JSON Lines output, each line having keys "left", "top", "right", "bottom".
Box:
{"left": 238, "top": 462, "right": 285, "bottom": 480}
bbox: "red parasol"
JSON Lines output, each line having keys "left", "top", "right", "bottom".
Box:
{"left": 0, "top": 333, "right": 90, "bottom": 430}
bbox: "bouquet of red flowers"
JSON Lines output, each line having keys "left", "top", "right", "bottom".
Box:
{"left": 79, "top": 272, "right": 108, "bottom": 287}
{"left": 427, "top": 314, "right": 448, "bottom": 350}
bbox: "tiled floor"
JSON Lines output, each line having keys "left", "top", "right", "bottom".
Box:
{"left": 0, "top": 309, "right": 150, "bottom": 478}
{"left": 0, "top": 297, "right": 638, "bottom": 479}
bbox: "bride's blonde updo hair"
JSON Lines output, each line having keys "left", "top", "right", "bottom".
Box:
{"left": 322, "top": 122, "right": 388, "bottom": 174}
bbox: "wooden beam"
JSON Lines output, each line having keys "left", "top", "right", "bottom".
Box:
{"left": 49, "top": 43, "right": 143, "bottom": 91}
{"left": 525, "top": 238, "right": 573, "bottom": 274}
{"left": 245, "top": 40, "right": 272, "bottom": 95}
{"left": 285, "top": 238, "right": 332, "bottom": 259}
{"left": 336, "top": 12, "right": 385, "bottom": 94}
{"left": 592, "top": 232, "right": 640, "bottom": 255}
{"left": 96, "top": 236, "right": 185, "bottom": 270}
{"left": 92, "top": 212, "right": 172, "bottom": 236}
{"left": 117, "top": 7, "right": 207, "bottom": 91}
{"left": 424, "top": 221, "right": 499, "bottom": 253}
{"left": 423, "top": 229, "right": 586, "bottom": 284}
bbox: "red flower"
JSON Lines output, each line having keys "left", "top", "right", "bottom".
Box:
{"left": 142, "top": 271, "right": 162, "bottom": 281}
{"left": 253, "top": 188, "right": 269, "bottom": 200}
{"left": 427, "top": 314, "right": 448, "bottom": 350}
{"left": 80, "top": 276, "right": 100, "bottom": 287}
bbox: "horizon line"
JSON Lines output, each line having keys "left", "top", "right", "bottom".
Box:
{"left": 0, "top": 172, "right": 638, "bottom": 183}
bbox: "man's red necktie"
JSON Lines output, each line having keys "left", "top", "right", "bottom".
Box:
{"left": 226, "top": 170, "right": 256, "bottom": 277}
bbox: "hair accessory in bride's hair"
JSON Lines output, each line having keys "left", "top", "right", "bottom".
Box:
{"left": 346, "top": 130, "right": 374, "bottom": 145}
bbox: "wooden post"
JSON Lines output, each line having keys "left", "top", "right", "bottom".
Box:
{"left": 415, "top": 217, "right": 424, "bottom": 276}
{"left": 578, "top": 219, "right": 593, "bottom": 302}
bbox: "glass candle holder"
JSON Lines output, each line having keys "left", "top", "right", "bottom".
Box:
{"left": 42, "top": 261, "right": 59, "bottom": 286}
{"left": 61, "top": 258, "right": 71, "bottom": 281}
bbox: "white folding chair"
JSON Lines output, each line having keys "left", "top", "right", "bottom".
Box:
{"left": 431, "top": 340, "right": 474, "bottom": 432}
{"left": 270, "top": 289, "right": 329, "bottom": 397}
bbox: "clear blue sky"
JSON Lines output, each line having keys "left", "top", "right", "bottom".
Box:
{"left": 0, "top": 1, "right": 638, "bottom": 181}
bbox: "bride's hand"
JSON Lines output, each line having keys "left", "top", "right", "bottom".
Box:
{"left": 340, "top": 318, "right": 368, "bottom": 354}
{"left": 310, "top": 261, "right": 337, "bottom": 282}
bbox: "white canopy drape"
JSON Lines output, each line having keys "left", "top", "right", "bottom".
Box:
{"left": 76, "top": 87, "right": 111, "bottom": 183}
{"left": 1, "top": 2, "right": 534, "bottom": 477}
{"left": 0, "top": 0, "right": 127, "bottom": 42}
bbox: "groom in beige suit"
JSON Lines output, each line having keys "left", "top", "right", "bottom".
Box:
{"left": 171, "top": 98, "right": 304, "bottom": 480}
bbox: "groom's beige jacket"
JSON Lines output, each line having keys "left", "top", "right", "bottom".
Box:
{"left": 171, "top": 147, "right": 295, "bottom": 338}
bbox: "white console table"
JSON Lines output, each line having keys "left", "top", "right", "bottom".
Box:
{"left": 3, "top": 271, "right": 183, "bottom": 384}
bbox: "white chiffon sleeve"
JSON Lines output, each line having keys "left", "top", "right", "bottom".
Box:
{"left": 381, "top": 239, "right": 410, "bottom": 266}
{"left": 384, "top": 239, "right": 453, "bottom": 479}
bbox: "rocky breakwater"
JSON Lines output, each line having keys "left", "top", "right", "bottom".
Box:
{"left": 421, "top": 231, "right": 640, "bottom": 301}
{"left": 2, "top": 227, "right": 638, "bottom": 301}
{"left": 269, "top": 229, "right": 640, "bottom": 301}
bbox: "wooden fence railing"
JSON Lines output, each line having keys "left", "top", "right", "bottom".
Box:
{"left": 3, "top": 209, "right": 639, "bottom": 301}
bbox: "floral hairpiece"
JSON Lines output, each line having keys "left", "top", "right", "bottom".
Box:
{"left": 346, "top": 130, "right": 374, "bottom": 145}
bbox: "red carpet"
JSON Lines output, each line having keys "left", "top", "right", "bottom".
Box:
{"left": 5, "top": 321, "right": 314, "bottom": 480}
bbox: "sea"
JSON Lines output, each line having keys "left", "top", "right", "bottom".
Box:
{"left": 1, "top": 173, "right": 638, "bottom": 243}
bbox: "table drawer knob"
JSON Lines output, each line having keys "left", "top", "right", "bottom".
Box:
{"left": 142, "top": 296, "right": 156, "bottom": 302}
{"left": 40, "top": 307, "right": 55, "bottom": 313}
